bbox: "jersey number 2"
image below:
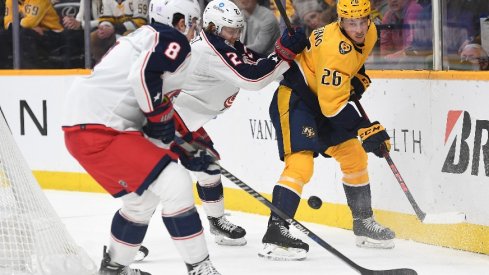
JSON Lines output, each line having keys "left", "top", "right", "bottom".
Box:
{"left": 226, "top": 53, "right": 242, "bottom": 66}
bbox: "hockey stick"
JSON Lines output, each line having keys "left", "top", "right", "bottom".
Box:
{"left": 273, "top": 0, "right": 295, "bottom": 35}
{"left": 174, "top": 137, "right": 417, "bottom": 275}
{"left": 352, "top": 99, "right": 466, "bottom": 224}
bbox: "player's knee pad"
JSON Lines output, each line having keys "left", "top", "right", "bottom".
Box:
{"left": 278, "top": 151, "right": 314, "bottom": 194}
{"left": 162, "top": 206, "right": 204, "bottom": 240}
{"left": 110, "top": 210, "right": 149, "bottom": 246}
{"left": 148, "top": 162, "right": 195, "bottom": 214}
{"left": 162, "top": 207, "right": 208, "bottom": 264}
{"left": 327, "top": 139, "right": 369, "bottom": 186}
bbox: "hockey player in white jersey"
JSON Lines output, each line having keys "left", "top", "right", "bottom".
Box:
{"left": 162, "top": 0, "right": 310, "bottom": 246}
{"left": 62, "top": 0, "right": 221, "bottom": 274}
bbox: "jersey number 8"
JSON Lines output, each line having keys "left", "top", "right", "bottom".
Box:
{"left": 165, "top": 42, "right": 181, "bottom": 60}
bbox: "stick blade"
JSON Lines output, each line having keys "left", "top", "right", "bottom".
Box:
{"left": 364, "top": 268, "right": 418, "bottom": 275}
{"left": 422, "top": 211, "right": 466, "bottom": 224}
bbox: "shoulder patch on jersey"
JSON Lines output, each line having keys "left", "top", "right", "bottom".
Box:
{"left": 339, "top": 41, "right": 352, "bottom": 55}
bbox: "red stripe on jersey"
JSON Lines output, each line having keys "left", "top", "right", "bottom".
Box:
{"left": 140, "top": 28, "right": 160, "bottom": 112}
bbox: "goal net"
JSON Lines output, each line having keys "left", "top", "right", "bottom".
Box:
{"left": 0, "top": 115, "right": 96, "bottom": 275}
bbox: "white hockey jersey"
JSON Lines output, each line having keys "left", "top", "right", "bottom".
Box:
{"left": 62, "top": 23, "right": 191, "bottom": 131}
{"left": 173, "top": 30, "right": 290, "bottom": 131}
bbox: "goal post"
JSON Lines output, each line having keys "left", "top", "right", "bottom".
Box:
{"left": 0, "top": 113, "right": 97, "bottom": 275}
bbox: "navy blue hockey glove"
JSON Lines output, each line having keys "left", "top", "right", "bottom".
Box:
{"left": 349, "top": 73, "right": 371, "bottom": 101}
{"left": 357, "top": 121, "right": 391, "bottom": 158}
{"left": 143, "top": 96, "right": 175, "bottom": 144}
{"left": 274, "top": 28, "right": 310, "bottom": 62}
{"left": 171, "top": 144, "right": 219, "bottom": 174}
{"left": 180, "top": 128, "right": 221, "bottom": 160}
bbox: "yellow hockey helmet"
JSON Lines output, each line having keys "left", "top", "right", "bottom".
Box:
{"left": 337, "top": 0, "right": 371, "bottom": 19}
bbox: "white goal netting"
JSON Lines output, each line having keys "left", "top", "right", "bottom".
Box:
{"left": 0, "top": 115, "right": 96, "bottom": 275}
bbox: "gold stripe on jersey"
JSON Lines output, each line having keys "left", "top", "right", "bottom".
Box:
{"left": 277, "top": 85, "right": 293, "bottom": 155}
{"left": 99, "top": 15, "right": 132, "bottom": 25}
{"left": 4, "top": 0, "right": 63, "bottom": 31}
{"left": 295, "top": 22, "right": 377, "bottom": 117}
{"left": 278, "top": 151, "right": 315, "bottom": 194}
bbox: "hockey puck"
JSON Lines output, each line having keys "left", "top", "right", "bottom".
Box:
{"left": 307, "top": 196, "right": 322, "bottom": 209}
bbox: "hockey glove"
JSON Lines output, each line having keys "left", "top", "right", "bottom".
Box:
{"left": 274, "top": 28, "right": 310, "bottom": 62}
{"left": 180, "top": 128, "right": 220, "bottom": 160}
{"left": 357, "top": 121, "right": 391, "bottom": 158}
{"left": 171, "top": 144, "right": 219, "bottom": 174}
{"left": 349, "top": 68, "right": 371, "bottom": 101}
{"left": 143, "top": 96, "right": 175, "bottom": 144}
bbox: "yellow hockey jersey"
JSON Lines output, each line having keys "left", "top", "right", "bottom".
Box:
{"left": 295, "top": 22, "right": 377, "bottom": 117}
{"left": 98, "top": 0, "right": 147, "bottom": 33}
{"left": 4, "top": 0, "right": 63, "bottom": 31}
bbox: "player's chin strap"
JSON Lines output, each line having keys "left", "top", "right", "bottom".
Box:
{"left": 174, "top": 134, "right": 417, "bottom": 275}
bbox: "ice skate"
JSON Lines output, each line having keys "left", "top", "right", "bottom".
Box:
{"left": 134, "top": 245, "right": 149, "bottom": 262}
{"left": 258, "top": 221, "right": 309, "bottom": 261}
{"left": 353, "top": 217, "right": 395, "bottom": 249}
{"left": 99, "top": 246, "right": 151, "bottom": 275}
{"left": 208, "top": 215, "right": 247, "bottom": 246}
{"left": 186, "top": 256, "right": 221, "bottom": 275}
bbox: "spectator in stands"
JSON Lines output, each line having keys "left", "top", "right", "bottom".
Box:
{"left": 63, "top": 0, "right": 102, "bottom": 31}
{"left": 236, "top": 0, "right": 280, "bottom": 55}
{"left": 407, "top": 0, "right": 489, "bottom": 69}
{"left": 293, "top": 0, "right": 336, "bottom": 35}
{"left": 458, "top": 43, "right": 489, "bottom": 70}
{"left": 370, "top": 0, "right": 388, "bottom": 25}
{"left": 269, "top": 0, "right": 296, "bottom": 26}
{"left": 91, "top": 0, "right": 148, "bottom": 64}
{"left": 62, "top": 0, "right": 102, "bottom": 67}
{"left": 379, "top": 0, "right": 422, "bottom": 60}
{"left": 0, "top": 0, "right": 9, "bottom": 68}
{"left": 4, "top": 0, "right": 65, "bottom": 68}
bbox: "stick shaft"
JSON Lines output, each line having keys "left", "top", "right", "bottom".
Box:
{"left": 174, "top": 136, "right": 417, "bottom": 274}
{"left": 352, "top": 99, "right": 427, "bottom": 221}
{"left": 273, "top": 0, "right": 295, "bottom": 34}
{"left": 219, "top": 167, "right": 366, "bottom": 272}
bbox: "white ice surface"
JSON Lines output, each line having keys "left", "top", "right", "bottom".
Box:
{"left": 45, "top": 190, "right": 489, "bottom": 275}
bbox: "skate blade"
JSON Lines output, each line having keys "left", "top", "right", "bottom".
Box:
{"left": 355, "top": 236, "right": 395, "bottom": 249}
{"left": 214, "top": 235, "right": 247, "bottom": 246}
{"left": 258, "top": 243, "right": 307, "bottom": 261}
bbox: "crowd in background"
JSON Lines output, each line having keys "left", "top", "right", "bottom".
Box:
{"left": 1, "top": 0, "right": 489, "bottom": 70}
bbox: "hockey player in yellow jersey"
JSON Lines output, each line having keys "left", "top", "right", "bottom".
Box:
{"left": 259, "top": 0, "right": 395, "bottom": 261}
{"left": 4, "top": 0, "right": 63, "bottom": 31}
{"left": 4, "top": 0, "right": 65, "bottom": 68}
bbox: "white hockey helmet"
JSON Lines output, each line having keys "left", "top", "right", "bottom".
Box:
{"left": 149, "top": 0, "right": 201, "bottom": 32}
{"left": 203, "top": 0, "right": 245, "bottom": 34}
